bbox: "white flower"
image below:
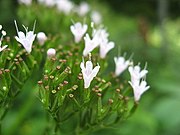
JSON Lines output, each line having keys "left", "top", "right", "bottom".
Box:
{"left": 83, "top": 33, "right": 99, "bottom": 56}
{"left": 114, "top": 56, "right": 130, "bottom": 76}
{"left": 83, "top": 28, "right": 113, "bottom": 57}
{"left": 70, "top": 22, "right": 88, "bottom": 43}
{"left": 76, "top": 2, "right": 90, "bottom": 16}
{"left": 128, "top": 65, "right": 148, "bottom": 85}
{"left": 91, "top": 11, "right": 102, "bottom": 24}
{"left": 56, "top": 0, "right": 74, "bottom": 15}
{"left": 14, "top": 21, "right": 36, "bottom": 53}
{"left": 92, "top": 28, "right": 109, "bottom": 40}
{"left": 80, "top": 58, "right": 100, "bottom": 88}
{"left": 0, "top": 41, "right": 8, "bottom": 52}
{"left": 37, "top": 32, "right": 47, "bottom": 45}
{"left": 18, "top": 0, "right": 32, "bottom": 5}
{"left": 1, "top": 30, "right": 6, "bottom": 36}
{"left": 129, "top": 80, "right": 150, "bottom": 101}
{"left": 38, "top": 0, "right": 56, "bottom": 6}
{"left": 100, "top": 41, "right": 114, "bottom": 59}
{"left": 47, "top": 48, "right": 56, "bottom": 58}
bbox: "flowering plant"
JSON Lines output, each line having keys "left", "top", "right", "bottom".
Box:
{"left": 0, "top": 1, "right": 150, "bottom": 135}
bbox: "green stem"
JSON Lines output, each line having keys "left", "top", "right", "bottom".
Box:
{"left": 0, "top": 117, "right": 2, "bottom": 135}
{"left": 53, "top": 121, "right": 60, "bottom": 135}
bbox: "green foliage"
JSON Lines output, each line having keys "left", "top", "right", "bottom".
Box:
{"left": 0, "top": 1, "right": 180, "bottom": 135}
{"left": 1, "top": 1, "right": 139, "bottom": 135}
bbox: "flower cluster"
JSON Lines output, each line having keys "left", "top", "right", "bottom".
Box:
{"left": 70, "top": 22, "right": 115, "bottom": 59}
{"left": 0, "top": 1, "right": 151, "bottom": 134}
{"left": 0, "top": 22, "right": 43, "bottom": 126}
{"left": 19, "top": 0, "right": 102, "bottom": 25}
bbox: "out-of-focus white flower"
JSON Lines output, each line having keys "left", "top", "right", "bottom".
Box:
{"left": 70, "top": 22, "right": 88, "bottom": 43}
{"left": 38, "top": 0, "right": 56, "bottom": 6}
{"left": 129, "top": 80, "right": 150, "bottom": 101}
{"left": 56, "top": 0, "right": 74, "bottom": 15}
{"left": 91, "top": 11, "right": 102, "bottom": 25}
{"left": 92, "top": 28, "right": 108, "bottom": 45}
{"left": 83, "top": 34, "right": 99, "bottom": 56}
{"left": 93, "top": 28, "right": 114, "bottom": 58}
{"left": 128, "top": 65, "right": 148, "bottom": 85}
{"left": 14, "top": 21, "right": 36, "bottom": 53}
{"left": 100, "top": 41, "right": 114, "bottom": 59}
{"left": 80, "top": 57, "right": 100, "bottom": 88}
{"left": 47, "top": 48, "right": 56, "bottom": 58}
{"left": 18, "top": 0, "right": 32, "bottom": 5}
{"left": 1, "top": 30, "right": 6, "bottom": 36}
{"left": 37, "top": 32, "right": 47, "bottom": 45}
{"left": 114, "top": 56, "right": 130, "bottom": 76}
{"left": 76, "top": 2, "right": 90, "bottom": 16}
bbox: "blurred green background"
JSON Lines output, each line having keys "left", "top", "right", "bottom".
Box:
{"left": 0, "top": 0, "right": 180, "bottom": 135}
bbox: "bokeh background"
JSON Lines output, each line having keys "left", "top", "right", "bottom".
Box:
{"left": 0, "top": 0, "right": 180, "bottom": 135}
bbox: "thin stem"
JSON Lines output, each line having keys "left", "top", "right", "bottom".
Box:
{"left": 53, "top": 121, "right": 60, "bottom": 135}
{"left": 0, "top": 108, "right": 6, "bottom": 135}
{"left": 0, "top": 118, "right": 2, "bottom": 135}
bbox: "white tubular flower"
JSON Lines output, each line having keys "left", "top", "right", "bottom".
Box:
{"left": 114, "top": 56, "right": 130, "bottom": 76}
{"left": 100, "top": 41, "right": 114, "bottom": 59}
{"left": 76, "top": 2, "right": 90, "bottom": 16}
{"left": 80, "top": 58, "right": 100, "bottom": 88}
{"left": 91, "top": 11, "right": 102, "bottom": 25}
{"left": 0, "top": 41, "right": 8, "bottom": 52}
{"left": 83, "top": 34, "right": 99, "bottom": 56}
{"left": 70, "top": 22, "right": 88, "bottom": 43}
{"left": 37, "top": 32, "right": 47, "bottom": 45}
{"left": 14, "top": 21, "right": 36, "bottom": 53}
{"left": 128, "top": 65, "right": 148, "bottom": 85}
{"left": 129, "top": 80, "right": 150, "bottom": 101}
{"left": 47, "top": 48, "right": 56, "bottom": 58}
{"left": 56, "top": 0, "right": 74, "bottom": 15}
{"left": 18, "top": 0, "right": 32, "bottom": 5}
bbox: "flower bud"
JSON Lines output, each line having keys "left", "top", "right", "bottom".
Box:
{"left": 47, "top": 48, "right": 56, "bottom": 58}
{"left": 37, "top": 32, "right": 47, "bottom": 45}
{"left": 2, "top": 30, "right": 6, "bottom": 36}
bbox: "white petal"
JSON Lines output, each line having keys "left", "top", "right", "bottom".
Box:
{"left": 85, "top": 61, "right": 93, "bottom": 72}
{"left": 84, "top": 77, "right": 91, "bottom": 88}
{"left": 134, "top": 65, "right": 140, "bottom": 73}
{"left": 18, "top": 31, "right": 26, "bottom": 39}
{"left": 100, "top": 41, "right": 114, "bottom": 59}
{"left": 128, "top": 66, "right": 133, "bottom": 74}
{"left": 90, "top": 65, "right": 100, "bottom": 78}
{"left": 70, "top": 25, "right": 75, "bottom": 35}
{"left": 140, "top": 69, "right": 148, "bottom": 78}
{"left": 83, "top": 24, "right": 88, "bottom": 33}
{"left": 0, "top": 45, "right": 8, "bottom": 52}
{"left": 80, "top": 61, "right": 85, "bottom": 70}
{"left": 15, "top": 36, "right": 23, "bottom": 44}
